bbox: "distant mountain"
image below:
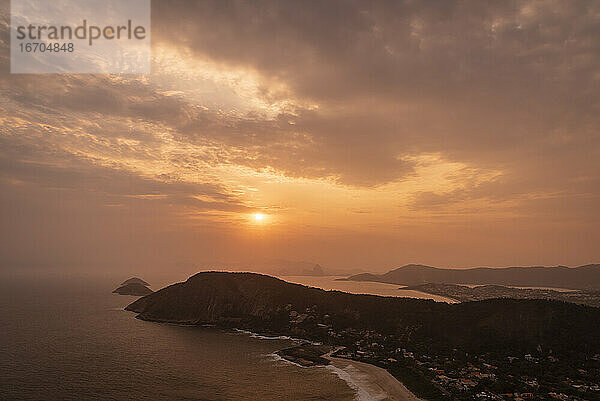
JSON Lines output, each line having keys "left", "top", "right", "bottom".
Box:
{"left": 272, "top": 261, "right": 333, "bottom": 276}
{"left": 121, "top": 277, "right": 150, "bottom": 286}
{"left": 126, "top": 272, "right": 600, "bottom": 354}
{"left": 343, "top": 264, "right": 600, "bottom": 290}
{"left": 201, "top": 259, "right": 363, "bottom": 276}
{"left": 113, "top": 282, "right": 153, "bottom": 296}
{"left": 300, "top": 263, "right": 326, "bottom": 276}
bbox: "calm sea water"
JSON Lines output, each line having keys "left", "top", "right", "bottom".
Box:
{"left": 281, "top": 275, "right": 457, "bottom": 303}
{"left": 0, "top": 274, "right": 356, "bottom": 401}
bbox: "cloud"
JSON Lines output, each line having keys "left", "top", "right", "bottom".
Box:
{"left": 3, "top": 1, "right": 599, "bottom": 189}
{"left": 0, "top": 1, "right": 599, "bottom": 269}
{"left": 148, "top": 0, "right": 600, "bottom": 185}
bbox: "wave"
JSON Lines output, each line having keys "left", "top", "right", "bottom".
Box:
{"left": 232, "top": 328, "right": 321, "bottom": 344}
{"left": 264, "top": 347, "right": 383, "bottom": 401}
{"left": 326, "top": 364, "right": 379, "bottom": 401}
{"left": 233, "top": 328, "right": 298, "bottom": 341}
{"left": 264, "top": 352, "right": 313, "bottom": 369}
{"left": 242, "top": 329, "right": 379, "bottom": 400}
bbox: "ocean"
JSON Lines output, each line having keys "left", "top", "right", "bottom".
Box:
{"left": 0, "top": 274, "right": 357, "bottom": 401}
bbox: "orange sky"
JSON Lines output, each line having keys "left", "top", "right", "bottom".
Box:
{"left": 0, "top": 1, "right": 599, "bottom": 274}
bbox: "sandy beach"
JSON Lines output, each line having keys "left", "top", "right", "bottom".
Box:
{"left": 326, "top": 355, "right": 424, "bottom": 401}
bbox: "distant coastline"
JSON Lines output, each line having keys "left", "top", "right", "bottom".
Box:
{"left": 400, "top": 283, "right": 600, "bottom": 308}
{"left": 342, "top": 263, "right": 600, "bottom": 290}
{"left": 125, "top": 272, "right": 600, "bottom": 400}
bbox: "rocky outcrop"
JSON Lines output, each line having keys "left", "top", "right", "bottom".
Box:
{"left": 113, "top": 282, "right": 153, "bottom": 296}
{"left": 277, "top": 343, "right": 332, "bottom": 366}
{"left": 121, "top": 277, "right": 150, "bottom": 286}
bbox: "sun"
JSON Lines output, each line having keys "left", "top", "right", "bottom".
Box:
{"left": 249, "top": 212, "right": 271, "bottom": 226}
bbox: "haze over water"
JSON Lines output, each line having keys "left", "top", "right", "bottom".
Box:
{"left": 0, "top": 274, "right": 356, "bottom": 401}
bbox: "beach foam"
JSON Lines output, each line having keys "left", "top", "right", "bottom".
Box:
{"left": 265, "top": 352, "right": 313, "bottom": 369}
{"left": 268, "top": 352, "right": 381, "bottom": 400}
{"left": 328, "top": 357, "right": 424, "bottom": 401}
{"left": 233, "top": 328, "right": 321, "bottom": 344}
{"left": 326, "top": 363, "right": 381, "bottom": 401}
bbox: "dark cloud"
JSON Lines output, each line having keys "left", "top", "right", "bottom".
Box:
{"left": 3, "top": 0, "right": 599, "bottom": 187}
{"left": 150, "top": 0, "right": 600, "bottom": 185}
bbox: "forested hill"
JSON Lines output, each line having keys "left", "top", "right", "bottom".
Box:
{"left": 126, "top": 272, "right": 600, "bottom": 355}
{"left": 344, "top": 264, "right": 600, "bottom": 290}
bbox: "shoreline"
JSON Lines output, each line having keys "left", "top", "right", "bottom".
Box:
{"left": 275, "top": 343, "right": 424, "bottom": 401}
{"left": 128, "top": 312, "right": 425, "bottom": 401}
{"left": 272, "top": 348, "right": 424, "bottom": 401}
{"left": 327, "top": 357, "right": 424, "bottom": 401}
{"left": 324, "top": 348, "right": 424, "bottom": 401}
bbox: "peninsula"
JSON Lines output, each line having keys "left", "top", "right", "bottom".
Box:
{"left": 126, "top": 272, "right": 600, "bottom": 400}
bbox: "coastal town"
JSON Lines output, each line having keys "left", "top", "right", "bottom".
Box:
{"left": 402, "top": 283, "right": 600, "bottom": 308}
{"left": 283, "top": 304, "right": 600, "bottom": 401}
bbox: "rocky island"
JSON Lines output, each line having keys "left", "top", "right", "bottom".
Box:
{"left": 121, "top": 277, "right": 150, "bottom": 286}
{"left": 126, "top": 272, "right": 600, "bottom": 400}
{"left": 113, "top": 278, "right": 153, "bottom": 296}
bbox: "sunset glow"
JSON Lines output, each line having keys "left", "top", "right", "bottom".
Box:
{"left": 2, "top": 2, "right": 599, "bottom": 400}
{"left": 0, "top": 1, "right": 598, "bottom": 273}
